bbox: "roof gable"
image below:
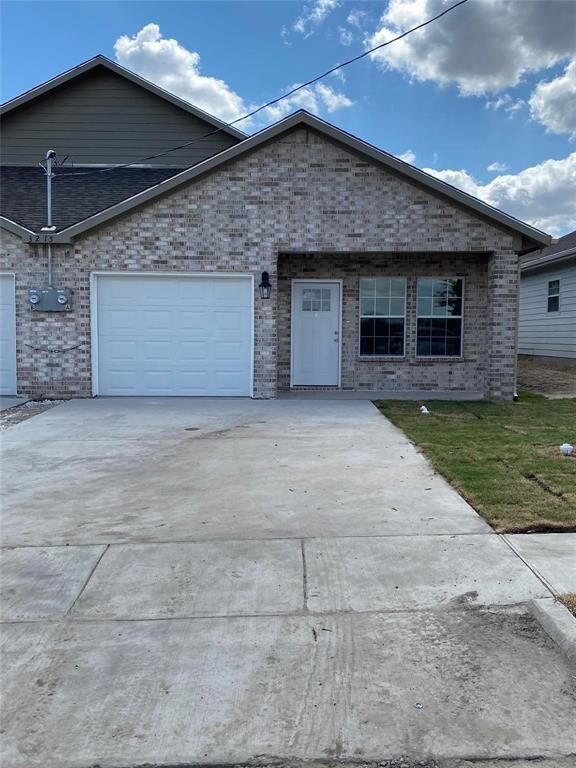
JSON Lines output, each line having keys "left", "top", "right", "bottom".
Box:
{"left": 1, "top": 111, "right": 551, "bottom": 250}
{"left": 0, "top": 55, "right": 245, "bottom": 141}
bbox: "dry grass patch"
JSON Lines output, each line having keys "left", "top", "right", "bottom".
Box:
{"left": 375, "top": 394, "right": 576, "bottom": 534}
{"left": 558, "top": 594, "right": 576, "bottom": 617}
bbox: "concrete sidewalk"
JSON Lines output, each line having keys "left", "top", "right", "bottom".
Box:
{"left": 1, "top": 398, "right": 575, "bottom": 767}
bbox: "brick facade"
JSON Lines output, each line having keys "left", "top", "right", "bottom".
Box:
{"left": 0, "top": 126, "right": 522, "bottom": 400}
{"left": 277, "top": 252, "right": 491, "bottom": 394}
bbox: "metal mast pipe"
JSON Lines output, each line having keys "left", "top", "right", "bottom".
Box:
{"left": 45, "top": 150, "right": 55, "bottom": 287}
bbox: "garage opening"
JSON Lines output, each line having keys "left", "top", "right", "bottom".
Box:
{"left": 0, "top": 274, "right": 17, "bottom": 395}
{"left": 93, "top": 274, "right": 253, "bottom": 396}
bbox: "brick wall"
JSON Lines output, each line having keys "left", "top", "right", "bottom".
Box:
{"left": 277, "top": 252, "right": 490, "bottom": 394}
{"left": 0, "top": 126, "right": 521, "bottom": 399}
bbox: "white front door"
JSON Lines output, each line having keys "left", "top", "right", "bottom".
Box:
{"left": 292, "top": 281, "right": 340, "bottom": 386}
{"left": 0, "top": 274, "right": 17, "bottom": 395}
{"left": 95, "top": 274, "right": 253, "bottom": 397}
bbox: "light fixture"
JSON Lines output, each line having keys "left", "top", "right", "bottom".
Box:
{"left": 259, "top": 271, "right": 272, "bottom": 299}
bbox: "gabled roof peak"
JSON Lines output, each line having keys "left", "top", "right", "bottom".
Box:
{"left": 1, "top": 109, "right": 551, "bottom": 251}
{"left": 0, "top": 55, "right": 246, "bottom": 140}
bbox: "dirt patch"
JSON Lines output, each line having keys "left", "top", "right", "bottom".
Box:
{"left": 0, "top": 400, "right": 63, "bottom": 431}
{"left": 558, "top": 593, "right": 576, "bottom": 617}
{"left": 130, "top": 758, "right": 576, "bottom": 768}
{"left": 518, "top": 355, "right": 576, "bottom": 397}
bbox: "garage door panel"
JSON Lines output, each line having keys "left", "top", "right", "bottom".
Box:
{"left": 144, "top": 371, "right": 174, "bottom": 390}
{"left": 179, "top": 340, "right": 210, "bottom": 361}
{"left": 141, "top": 309, "right": 172, "bottom": 331}
{"left": 96, "top": 276, "right": 252, "bottom": 397}
{"left": 142, "top": 340, "right": 173, "bottom": 361}
{"left": 214, "top": 371, "right": 248, "bottom": 393}
{"left": 0, "top": 275, "right": 17, "bottom": 395}
{"left": 214, "top": 341, "right": 245, "bottom": 361}
{"left": 99, "top": 308, "right": 140, "bottom": 334}
{"left": 99, "top": 339, "right": 139, "bottom": 362}
{"left": 212, "top": 281, "right": 252, "bottom": 305}
{"left": 179, "top": 310, "right": 210, "bottom": 332}
{"left": 213, "top": 309, "right": 250, "bottom": 333}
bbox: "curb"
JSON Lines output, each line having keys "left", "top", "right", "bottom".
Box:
{"left": 530, "top": 598, "right": 576, "bottom": 662}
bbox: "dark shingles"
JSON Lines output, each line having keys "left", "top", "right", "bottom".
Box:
{"left": 1, "top": 166, "right": 185, "bottom": 232}
{"left": 523, "top": 229, "right": 576, "bottom": 263}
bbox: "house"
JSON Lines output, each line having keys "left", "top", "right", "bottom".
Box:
{"left": 519, "top": 230, "right": 576, "bottom": 360}
{"left": 0, "top": 56, "right": 550, "bottom": 400}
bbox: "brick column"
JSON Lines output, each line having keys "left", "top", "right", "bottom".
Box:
{"left": 486, "top": 249, "right": 519, "bottom": 400}
{"left": 253, "top": 251, "right": 278, "bottom": 398}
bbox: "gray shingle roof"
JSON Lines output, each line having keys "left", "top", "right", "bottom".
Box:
{"left": 521, "top": 228, "right": 576, "bottom": 271}
{"left": 1, "top": 166, "right": 184, "bottom": 232}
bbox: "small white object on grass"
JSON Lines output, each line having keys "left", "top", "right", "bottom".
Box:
{"left": 560, "top": 443, "right": 573, "bottom": 456}
{"left": 419, "top": 405, "right": 430, "bottom": 415}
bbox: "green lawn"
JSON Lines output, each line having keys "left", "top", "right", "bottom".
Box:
{"left": 375, "top": 394, "right": 576, "bottom": 533}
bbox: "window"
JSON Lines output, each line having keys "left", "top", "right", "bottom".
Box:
{"left": 416, "top": 278, "right": 463, "bottom": 357}
{"left": 359, "top": 278, "right": 406, "bottom": 356}
{"left": 547, "top": 280, "right": 560, "bottom": 312}
{"left": 302, "top": 288, "right": 331, "bottom": 312}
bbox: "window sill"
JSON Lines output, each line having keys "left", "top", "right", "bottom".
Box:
{"left": 414, "top": 356, "right": 465, "bottom": 362}
{"left": 356, "top": 356, "right": 468, "bottom": 363}
{"left": 358, "top": 355, "right": 407, "bottom": 361}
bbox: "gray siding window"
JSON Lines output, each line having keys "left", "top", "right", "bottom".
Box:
{"left": 518, "top": 261, "right": 576, "bottom": 359}
{"left": 548, "top": 279, "right": 560, "bottom": 312}
{"left": 416, "top": 278, "right": 463, "bottom": 357}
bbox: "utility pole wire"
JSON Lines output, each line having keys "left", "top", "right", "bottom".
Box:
{"left": 55, "top": 0, "right": 469, "bottom": 180}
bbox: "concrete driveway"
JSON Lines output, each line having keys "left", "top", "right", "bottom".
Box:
{"left": 1, "top": 398, "right": 574, "bottom": 767}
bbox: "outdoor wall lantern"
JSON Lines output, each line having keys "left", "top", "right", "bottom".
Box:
{"left": 259, "top": 271, "right": 272, "bottom": 299}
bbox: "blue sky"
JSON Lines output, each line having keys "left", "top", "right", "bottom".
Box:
{"left": 1, "top": 0, "right": 575, "bottom": 234}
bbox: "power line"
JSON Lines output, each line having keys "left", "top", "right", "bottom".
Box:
{"left": 54, "top": 0, "right": 469, "bottom": 180}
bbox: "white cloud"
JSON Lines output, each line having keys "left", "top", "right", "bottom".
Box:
{"left": 423, "top": 153, "right": 576, "bottom": 236}
{"left": 398, "top": 149, "right": 416, "bottom": 163}
{"left": 529, "top": 60, "right": 576, "bottom": 136}
{"left": 347, "top": 9, "right": 369, "bottom": 28}
{"left": 114, "top": 23, "right": 246, "bottom": 123}
{"left": 338, "top": 27, "right": 354, "bottom": 46}
{"left": 114, "top": 23, "right": 353, "bottom": 131}
{"left": 367, "top": 0, "right": 576, "bottom": 96}
{"left": 485, "top": 94, "right": 525, "bottom": 115}
{"left": 293, "top": 0, "right": 340, "bottom": 36}
{"left": 487, "top": 162, "right": 508, "bottom": 173}
{"left": 260, "top": 82, "right": 353, "bottom": 123}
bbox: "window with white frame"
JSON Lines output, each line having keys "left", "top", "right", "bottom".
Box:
{"left": 359, "top": 278, "right": 406, "bottom": 356}
{"left": 547, "top": 280, "right": 560, "bottom": 312}
{"left": 416, "top": 278, "right": 463, "bottom": 357}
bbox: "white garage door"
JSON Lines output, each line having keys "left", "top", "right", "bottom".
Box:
{"left": 95, "top": 275, "right": 253, "bottom": 396}
{"left": 0, "top": 274, "right": 17, "bottom": 395}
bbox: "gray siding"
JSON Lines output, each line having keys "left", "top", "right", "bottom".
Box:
{"left": 519, "top": 259, "right": 576, "bottom": 358}
{"left": 1, "top": 68, "right": 239, "bottom": 167}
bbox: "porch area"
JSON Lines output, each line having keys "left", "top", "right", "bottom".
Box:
{"left": 276, "top": 251, "right": 496, "bottom": 398}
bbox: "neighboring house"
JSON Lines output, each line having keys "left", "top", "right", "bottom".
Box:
{"left": 519, "top": 230, "right": 576, "bottom": 360}
{"left": 0, "top": 56, "right": 550, "bottom": 401}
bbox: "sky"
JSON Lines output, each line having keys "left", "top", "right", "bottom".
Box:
{"left": 1, "top": 0, "right": 575, "bottom": 235}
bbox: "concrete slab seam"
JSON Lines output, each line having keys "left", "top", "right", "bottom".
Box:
{"left": 0, "top": 531, "right": 497, "bottom": 551}
{"left": 65, "top": 544, "right": 110, "bottom": 615}
{"left": 500, "top": 535, "right": 557, "bottom": 597}
{"left": 300, "top": 539, "right": 308, "bottom": 613}
{"left": 0, "top": 602, "right": 543, "bottom": 626}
